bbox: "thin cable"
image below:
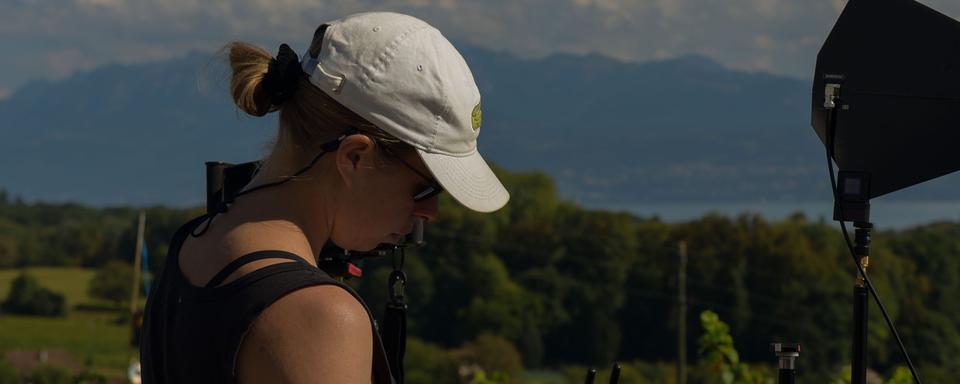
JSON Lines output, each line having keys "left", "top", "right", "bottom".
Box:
{"left": 191, "top": 130, "right": 354, "bottom": 237}
{"left": 825, "top": 107, "right": 923, "bottom": 383}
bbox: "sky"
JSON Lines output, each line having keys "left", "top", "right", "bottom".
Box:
{"left": 1, "top": 0, "right": 959, "bottom": 100}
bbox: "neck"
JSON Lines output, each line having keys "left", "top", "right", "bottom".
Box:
{"left": 230, "top": 152, "right": 339, "bottom": 261}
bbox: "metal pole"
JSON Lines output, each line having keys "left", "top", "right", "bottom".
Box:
{"left": 853, "top": 285, "right": 868, "bottom": 384}
{"left": 852, "top": 222, "right": 872, "bottom": 384}
{"left": 130, "top": 210, "right": 145, "bottom": 317}
{"left": 678, "top": 241, "right": 688, "bottom": 384}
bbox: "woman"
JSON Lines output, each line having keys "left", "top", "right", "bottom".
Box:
{"left": 141, "top": 12, "right": 509, "bottom": 384}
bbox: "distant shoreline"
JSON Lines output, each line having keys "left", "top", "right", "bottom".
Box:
{"left": 587, "top": 200, "right": 960, "bottom": 230}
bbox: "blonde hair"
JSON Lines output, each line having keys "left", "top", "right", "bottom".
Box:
{"left": 224, "top": 41, "right": 410, "bottom": 162}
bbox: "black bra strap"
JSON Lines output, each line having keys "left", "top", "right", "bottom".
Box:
{"left": 205, "top": 251, "right": 308, "bottom": 288}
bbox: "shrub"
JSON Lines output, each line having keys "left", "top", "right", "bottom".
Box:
{"left": 404, "top": 337, "right": 460, "bottom": 384}
{"left": 88, "top": 260, "right": 133, "bottom": 306}
{"left": 457, "top": 333, "right": 523, "bottom": 380}
{"left": 2, "top": 272, "right": 66, "bottom": 316}
{"left": 29, "top": 364, "right": 71, "bottom": 384}
{"left": 0, "top": 354, "right": 18, "bottom": 384}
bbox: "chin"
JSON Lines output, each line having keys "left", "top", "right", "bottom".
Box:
{"left": 362, "top": 238, "right": 394, "bottom": 252}
{"left": 352, "top": 242, "right": 380, "bottom": 252}
{"left": 342, "top": 235, "right": 398, "bottom": 252}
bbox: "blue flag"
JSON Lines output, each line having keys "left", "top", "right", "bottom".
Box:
{"left": 141, "top": 242, "right": 151, "bottom": 296}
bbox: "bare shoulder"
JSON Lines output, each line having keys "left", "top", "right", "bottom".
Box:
{"left": 237, "top": 285, "right": 373, "bottom": 384}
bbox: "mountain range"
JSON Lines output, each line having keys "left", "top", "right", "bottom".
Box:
{"left": 2, "top": 43, "right": 955, "bottom": 207}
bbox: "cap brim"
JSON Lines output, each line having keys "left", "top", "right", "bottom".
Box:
{"left": 417, "top": 148, "right": 509, "bottom": 213}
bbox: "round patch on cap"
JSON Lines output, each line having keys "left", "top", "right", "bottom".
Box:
{"left": 471, "top": 102, "right": 482, "bottom": 131}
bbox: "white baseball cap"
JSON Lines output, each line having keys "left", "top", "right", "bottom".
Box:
{"left": 300, "top": 12, "right": 509, "bottom": 213}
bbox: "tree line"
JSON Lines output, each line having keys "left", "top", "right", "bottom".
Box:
{"left": 1, "top": 168, "right": 959, "bottom": 382}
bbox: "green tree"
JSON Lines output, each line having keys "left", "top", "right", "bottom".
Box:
{"left": 457, "top": 253, "right": 539, "bottom": 342}
{"left": 88, "top": 260, "right": 133, "bottom": 306}
{"left": 404, "top": 338, "right": 460, "bottom": 384}
{"left": 546, "top": 209, "right": 636, "bottom": 365}
{"left": 2, "top": 272, "right": 66, "bottom": 316}
{"left": 8, "top": 170, "right": 960, "bottom": 379}
{"left": 0, "top": 217, "right": 22, "bottom": 267}
{"left": 0, "top": 234, "right": 18, "bottom": 268}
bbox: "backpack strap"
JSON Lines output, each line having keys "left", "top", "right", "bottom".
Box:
{"left": 204, "top": 251, "right": 307, "bottom": 288}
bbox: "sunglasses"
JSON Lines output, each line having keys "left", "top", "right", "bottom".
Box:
{"left": 381, "top": 146, "right": 444, "bottom": 202}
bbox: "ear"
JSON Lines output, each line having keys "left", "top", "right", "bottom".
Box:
{"left": 334, "top": 134, "right": 377, "bottom": 187}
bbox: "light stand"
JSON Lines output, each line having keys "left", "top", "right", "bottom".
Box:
{"left": 810, "top": 0, "right": 960, "bottom": 382}
{"left": 826, "top": 88, "right": 875, "bottom": 384}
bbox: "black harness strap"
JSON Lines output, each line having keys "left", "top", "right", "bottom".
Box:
{"left": 383, "top": 295, "right": 407, "bottom": 382}
{"left": 161, "top": 216, "right": 396, "bottom": 383}
{"left": 205, "top": 251, "right": 307, "bottom": 288}
{"left": 382, "top": 248, "right": 408, "bottom": 383}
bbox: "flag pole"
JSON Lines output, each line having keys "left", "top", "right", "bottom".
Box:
{"left": 130, "top": 210, "right": 145, "bottom": 317}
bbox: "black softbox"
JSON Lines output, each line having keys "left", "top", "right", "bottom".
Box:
{"left": 811, "top": 0, "right": 960, "bottom": 200}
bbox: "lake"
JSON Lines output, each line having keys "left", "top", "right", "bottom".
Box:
{"left": 590, "top": 200, "right": 960, "bottom": 230}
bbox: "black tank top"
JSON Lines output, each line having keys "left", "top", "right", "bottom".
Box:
{"left": 140, "top": 216, "right": 395, "bottom": 383}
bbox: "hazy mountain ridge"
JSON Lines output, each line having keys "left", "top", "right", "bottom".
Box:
{"left": 0, "top": 52, "right": 275, "bottom": 205}
{"left": 1, "top": 45, "right": 953, "bottom": 206}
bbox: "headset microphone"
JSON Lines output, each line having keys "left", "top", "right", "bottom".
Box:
{"left": 410, "top": 218, "right": 425, "bottom": 246}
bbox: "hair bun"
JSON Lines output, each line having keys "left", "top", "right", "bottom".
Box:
{"left": 258, "top": 44, "right": 303, "bottom": 115}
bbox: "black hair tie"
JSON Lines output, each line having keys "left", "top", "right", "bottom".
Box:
{"left": 262, "top": 43, "right": 303, "bottom": 108}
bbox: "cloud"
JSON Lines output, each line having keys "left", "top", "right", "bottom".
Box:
{"left": 2, "top": 0, "right": 960, "bottom": 95}
{"left": 75, "top": 0, "right": 125, "bottom": 7}
{"left": 42, "top": 49, "right": 101, "bottom": 78}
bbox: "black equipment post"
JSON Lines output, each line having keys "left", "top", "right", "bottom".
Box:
{"left": 851, "top": 222, "right": 872, "bottom": 384}
{"left": 608, "top": 363, "right": 621, "bottom": 384}
{"left": 771, "top": 343, "right": 800, "bottom": 384}
{"left": 580, "top": 362, "right": 620, "bottom": 384}
{"left": 204, "top": 161, "right": 229, "bottom": 214}
{"left": 204, "top": 160, "right": 262, "bottom": 214}
{"left": 583, "top": 368, "right": 596, "bottom": 384}
{"left": 852, "top": 284, "right": 868, "bottom": 383}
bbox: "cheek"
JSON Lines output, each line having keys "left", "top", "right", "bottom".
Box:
{"left": 368, "top": 168, "right": 419, "bottom": 214}
{"left": 346, "top": 176, "right": 416, "bottom": 231}
{"left": 359, "top": 177, "right": 411, "bottom": 214}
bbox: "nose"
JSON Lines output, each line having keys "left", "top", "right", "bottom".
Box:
{"left": 412, "top": 195, "right": 439, "bottom": 222}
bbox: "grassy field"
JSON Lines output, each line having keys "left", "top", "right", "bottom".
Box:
{"left": 0, "top": 268, "right": 608, "bottom": 383}
{"left": 0, "top": 267, "right": 135, "bottom": 380}
{"left": 0, "top": 267, "right": 97, "bottom": 309}
{"left": 0, "top": 314, "right": 135, "bottom": 378}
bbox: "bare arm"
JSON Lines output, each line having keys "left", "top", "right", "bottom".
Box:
{"left": 237, "top": 284, "right": 374, "bottom": 384}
